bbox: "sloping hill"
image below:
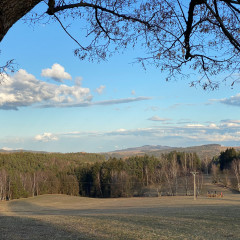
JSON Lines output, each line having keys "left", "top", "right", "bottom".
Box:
{"left": 1, "top": 193, "right": 240, "bottom": 240}
{"left": 106, "top": 144, "right": 235, "bottom": 160}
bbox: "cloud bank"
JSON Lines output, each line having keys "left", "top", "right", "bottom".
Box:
{"left": 33, "top": 119, "right": 240, "bottom": 145}
{"left": 0, "top": 69, "right": 92, "bottom": 110}
{"left": 0, "top": 67, "right": 151, "bottom": 110}
{"left": 219, "top": 93, "right": 240, "bottom": 106}
{"left": 40, "top": 96, "right": 151, "bottom": 108}
{"left": 101, "top": 120, "right": 240, "bottom": 144}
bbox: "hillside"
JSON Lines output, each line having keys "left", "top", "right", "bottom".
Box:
{"left": 1, "top": 194, "right": 240, "bottom": 240}
{"left": 105, "top": 144, "right": 240, "bottom": 160}
{"left": 0, "top": 149, "right": 48, "bottom": 154}
{"left": 2, "top": 144, "right": 240, "bottom": 161}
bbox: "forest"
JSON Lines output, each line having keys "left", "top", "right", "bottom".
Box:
{"left": 0, "top": 149, "right": 239, "bottom": 200}
{"left": 0, "top": 152, "right": 105, "bottom": 200}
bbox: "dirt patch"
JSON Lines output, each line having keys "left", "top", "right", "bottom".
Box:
{"left": 0, "top": 194, "right": 240, "bottom": 239}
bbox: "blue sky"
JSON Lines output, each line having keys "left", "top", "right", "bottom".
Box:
{"left": 0, "top": 2, "right": 240, "bottom": 153}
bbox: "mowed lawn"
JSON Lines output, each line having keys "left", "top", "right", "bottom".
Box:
{"left": 0, "top": 194, "right": 239, "bottom": 240}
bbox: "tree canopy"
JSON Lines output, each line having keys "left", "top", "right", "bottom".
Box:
{"left": 219, "top": 148, "right": 239, "bottom": 170}
{"left": 0, "top": 151, "right": 203, "bottom": 199}
{"left": 1, "top": 0, "right": 240, "bottom": 89}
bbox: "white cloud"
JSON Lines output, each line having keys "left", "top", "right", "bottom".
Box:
{"left": 0, "top": 69, "right": 92, "bottom": 110}
{"left": 208, "top": 123, "right": 218, "bottom": 129}
{"left": 148, "top": 116, "right": 171, "bottom": 122}
{"left": 1, "top": 147, "right": 13, "bottom": 151}
{"left": 101, "top": 121, "right": 240, "bottom": 144}
{"left": 219, "top": 119, "right": 240, "bottom": 128}
{"left": 19, "top": 119, "right": 240, "bottom": 152}
{"left": 94, "top": 97, "right": 151, "bottom": 105}
{"left": 75, "top": 77, "right": 83, "bottom": 86}
{"left": 0, "top": 68, "right": 151, "bottom": 110}
{"left": 186, "top": 124, "right": 205, "bottom": 128}
{"left": 41, "top": 63, "right": 72, "bottom": 82}
{"left": 95, "top": 85, "right": 105, "bottom": 94}
{"left": 116, "top": 128, "right": 127, "bottom": 132}
{"left": 218, "top": 93, "right": 240, "bottom": 107}
{"left": 221, "top": 119, "right": 240, "bottom": 124}
{"left": 40, "top": 96, "right": 151, "bottom": 108}
{"left": 35, "top": 133, "right": 58, "bottom": 142}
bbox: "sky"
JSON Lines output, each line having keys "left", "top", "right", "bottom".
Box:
{"left": 0, "top": 2, "right": 240, "bottom": 153}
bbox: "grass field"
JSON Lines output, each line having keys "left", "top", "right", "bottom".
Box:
{"left": 0, "top": 194, "right": 240, "bottom": 240}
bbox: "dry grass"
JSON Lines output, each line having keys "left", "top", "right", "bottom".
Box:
{"left": 0, "top": 194, "right": 240, "bottom": 239}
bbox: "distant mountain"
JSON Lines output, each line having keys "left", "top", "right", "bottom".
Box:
{"left": 105, "top": 144, "right": 240, "bottom": 160}
{"left": 111, "top": 145, "right": 173, "bottom": 152}
{"left": 1, "top": 144, "right": 240, "bottom": 161}
{"left": 0, "top": 149, "right": 48, "bottom": 154}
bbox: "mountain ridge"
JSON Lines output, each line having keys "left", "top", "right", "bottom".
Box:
{"left": 1, "top": 144, "right": 240, "bottom": 160}
{"left": 106, "top": 144, "right": 240, "bottom": 160}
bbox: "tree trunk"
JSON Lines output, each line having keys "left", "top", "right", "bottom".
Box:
{"left": 0, "top": 0, "right": 42, "bottom": 42}
{"left": 32, "top": 172, "right": 36, "bottom": 197}
{"left": 232, "top": 160, "right": 240, "bottom": 192}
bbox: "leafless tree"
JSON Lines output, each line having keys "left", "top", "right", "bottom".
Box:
{"left": 1, "top": 1, "right": 240, "bottom": 88}
{"left": 202, "top": 157, "right": 212, "bottom": 175}
{"left": 0, "top": 169, "right": 7, "bottom": 200}
{"left": 163, "top": 154, "right": 179, "bottom": 196}
{"left": 211, "top": 163, "right": 220, "bottom": 183}
{"left": 182, "top": 153, "right": 191, "bottom": 195}
{"left": 153, "top": 164, "right": 164, "bottom": 196}
{"left": 222, "top": 169, "right": 231, "bottom": 187}
{"left": 232, "top": 159, "right": 240, "bottom": 191}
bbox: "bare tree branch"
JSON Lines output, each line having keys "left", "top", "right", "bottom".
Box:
{"left": 204, "top": 0, "right": 240, "bottom": 52}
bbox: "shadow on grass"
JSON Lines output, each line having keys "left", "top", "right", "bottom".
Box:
{"left": 0, "top": 215, "right": 87, "bottom": 240}
{"left": 1, "top": 173, "right": 239, "bottom": 239}
{"left": 5, "top": 196, "right": 240, "bottom": 217}
{"left": 2, "top": 197, "right": 240, "bottom": 240}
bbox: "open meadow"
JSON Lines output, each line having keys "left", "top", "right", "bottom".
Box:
{"left": 0, "top": 194, "right": 239, "bottom": 240}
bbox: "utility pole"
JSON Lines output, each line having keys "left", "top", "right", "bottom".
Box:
{"left": 191, "top": 172, "right": 198, "bottom": 200}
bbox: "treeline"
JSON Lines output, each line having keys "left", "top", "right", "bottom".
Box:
{"left": 76, "top": 152, "right": 202, "bottom": 198}
{"left": 0, "top": 151, "right": 202, "bottom": 200}
{"left": 212, "top": 148, "right": 240, "bottom": 192}
{"left": 1, "top": 149, "right": 239, "bottom": 201}
{"left": 0, "top": 152, "right": 105, "bottom": 200}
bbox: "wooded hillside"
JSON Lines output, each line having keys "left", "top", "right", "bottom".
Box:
{"left": 0, "top": 149, "right": 239, "bottom": 200}
{"left": 0, "top": 152, "right": 105, "bottom": 200}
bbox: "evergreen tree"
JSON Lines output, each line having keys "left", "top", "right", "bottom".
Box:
{"left": 219, "top": 148, "right": 238, "bottom": 171}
